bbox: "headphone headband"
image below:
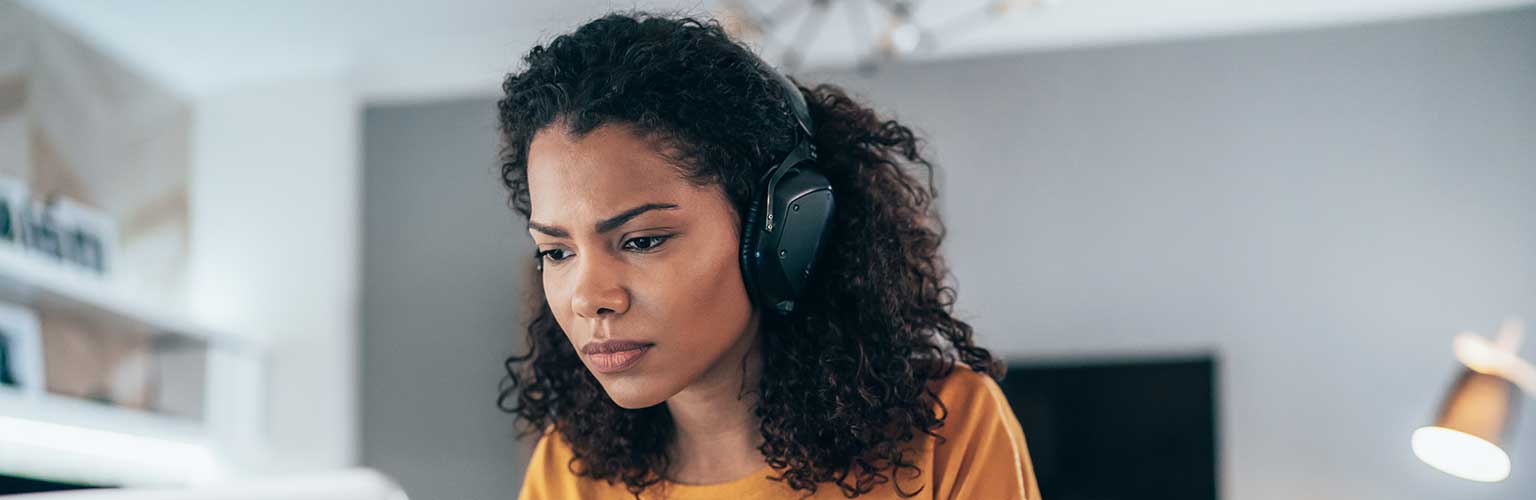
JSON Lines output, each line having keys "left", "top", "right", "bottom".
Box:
{"left": 763, "top": 64, "right": 814, "bottom": 139}
{"left": 750, "top": 54, "right": 814, "bottom": 140}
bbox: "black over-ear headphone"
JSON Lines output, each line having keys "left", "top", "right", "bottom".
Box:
{"left": 738, "top": 62, "right": 836, "bottom": 316}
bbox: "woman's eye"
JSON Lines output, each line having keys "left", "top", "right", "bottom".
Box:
{"left": 622, "top": 235, "right": 670, "bottom": 252}
{"left": 537, "top": 248, "right": 571, "bottom": 262}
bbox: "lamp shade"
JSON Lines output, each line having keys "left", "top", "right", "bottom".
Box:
{"left": 1412, "top": 368, "right": 1520, "bottom": 482}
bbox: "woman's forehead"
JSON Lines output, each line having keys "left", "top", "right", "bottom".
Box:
{"left": 525, "top": 123, "right": 718, "bottom": 225}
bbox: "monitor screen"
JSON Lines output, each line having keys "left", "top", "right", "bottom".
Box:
{"left": 998, "top": 357, "right": 1218, "bottom": 500}
{"left": 0, "top": 474, "right": 104, "bottom": 495}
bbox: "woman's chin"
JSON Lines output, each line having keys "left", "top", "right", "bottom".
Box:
{"left": 598, "top": 378, "right": 673, "bottom": 409}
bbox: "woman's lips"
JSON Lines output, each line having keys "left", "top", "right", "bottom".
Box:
{"left": 587, "top": 344, "right": 651, "bottom": 374}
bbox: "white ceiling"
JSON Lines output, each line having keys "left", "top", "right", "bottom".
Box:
{"left": 15, "top": 0, "right": 1536, "bottom": 103}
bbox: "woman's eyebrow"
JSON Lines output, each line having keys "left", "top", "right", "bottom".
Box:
{"left": 528, "top": 202, "right": 680, "bottom": 238}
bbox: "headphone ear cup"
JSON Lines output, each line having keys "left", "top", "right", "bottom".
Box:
{"left": 738, "top": 194, "right": 764, "bottom": 308}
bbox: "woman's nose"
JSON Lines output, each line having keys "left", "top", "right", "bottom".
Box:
{"left": 570, "top": 258, "right": 630, "bottom": 319}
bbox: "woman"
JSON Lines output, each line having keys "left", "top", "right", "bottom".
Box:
{"left": 497, "top": 12, "right": 1040, "bottom": 500}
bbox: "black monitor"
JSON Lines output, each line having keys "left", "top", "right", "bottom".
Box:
{"left": 0, "top": 474, "right": 104, "bottom": 495}
{"left": 998, "top": 356, "right": 1218, "bottom": 500}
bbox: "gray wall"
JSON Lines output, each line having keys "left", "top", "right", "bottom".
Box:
{"left": 360, "top": 6, "right": 1536, "bottom": 499}
{"left": 360, "top": 100, "right": 534, "bottom": 498}
{"left": 811, "top": 6, "right": 1536, "bottom": 500}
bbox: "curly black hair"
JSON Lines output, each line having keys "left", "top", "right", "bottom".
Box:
{"left": 496, "top": 11, "right": 1002, "bottom": 499}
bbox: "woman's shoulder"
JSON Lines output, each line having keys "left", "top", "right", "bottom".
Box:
{"left": 519, "top": 425, "right": 625, "bottom": 499}
{"left": 922, "top": 361, "right": 1043, "bottom": 500}
{"left": 928, "top": 361, "right": 1002, "bottom": 403}
{"left": 919, "top": 360, "right": 1011, "bottom": 421}
{"left": 518, "top": 426, "right": 564, "bottom": 498}
{"left": 526, "top": 424, "right": 569, "bottom": 464}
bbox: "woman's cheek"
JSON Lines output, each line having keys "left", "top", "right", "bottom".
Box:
{"left": 542, "top": 274, "right": 576, "bottom": 328}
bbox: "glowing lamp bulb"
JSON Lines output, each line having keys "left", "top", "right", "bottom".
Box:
{"left": 1412, "top": 426, "right": 1511, "bottom": 482}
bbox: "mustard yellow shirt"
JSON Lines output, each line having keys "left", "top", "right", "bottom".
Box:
{"left": 517, "top": 365, "right": 1042, "bottom": 499}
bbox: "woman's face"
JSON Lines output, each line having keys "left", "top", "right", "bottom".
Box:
{"left": 525, "top": 122, "right": 761, "bottom": 409}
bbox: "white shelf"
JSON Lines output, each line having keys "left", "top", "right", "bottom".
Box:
{"left": 0, "top": 387, "right": 222, "bottom": 487}
{"left": 0, "top": 242, "right": 261, "bottom": 350}
{"left": 0, "top": 242, "right": 264, "bottom": 486}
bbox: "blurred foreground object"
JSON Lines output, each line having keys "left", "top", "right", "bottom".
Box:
{"left": 1412, "top": 317, "right": 1535, "bottom": 482}
{"left": 717, "top": 0, "right": 1059, "bottom": 73}
{"left": 6, "top": 468, "right": 406, "bottom": 500}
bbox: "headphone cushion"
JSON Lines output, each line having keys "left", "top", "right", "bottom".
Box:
{"left": 738, "top": 192, "right": 764, "bottom": 307}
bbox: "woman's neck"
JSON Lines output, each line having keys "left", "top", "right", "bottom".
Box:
{"left": 664, "top": 321, "right": 768, "bottom": 484}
